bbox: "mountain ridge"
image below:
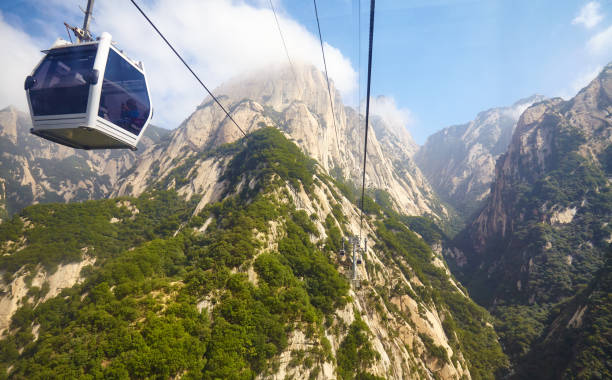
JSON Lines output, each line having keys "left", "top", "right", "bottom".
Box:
{"left": 0, "top": 105, "right": 168, "bottom": 217}
{"left": 113, "top": 63, "right": 447, "bottom": 220}
{"left": 0, "top": 127, "right": 507, "bottom": 379}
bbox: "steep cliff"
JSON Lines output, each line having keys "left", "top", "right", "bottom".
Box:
{"left": 415, "top": 96, "right": 545, "bottom": 217}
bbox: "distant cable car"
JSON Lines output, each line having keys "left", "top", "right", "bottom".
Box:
{"left": 340, "top": 239, "right": 345, "bottom": 256}
{"left": 357, "top": 238, "right": 366, "bottom": 265}
{"left": 24, "top": 1, "right": 152, "bottom": 150}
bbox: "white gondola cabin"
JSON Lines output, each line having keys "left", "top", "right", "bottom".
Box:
{"left": 25, "top": 32, "right": 152, "bottom": 150}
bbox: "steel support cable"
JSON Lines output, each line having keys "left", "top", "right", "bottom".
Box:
{"left": 313, "top": 0, "right": 341, "bottom": 155}
{"left": 129, "top": 0, "right": 247, "bottom": 138}
{"left": 359, "top": 0, "right": 375, "bottom": 241}
{"left": 268, "top": 0, "right": 298, "bottom": 83}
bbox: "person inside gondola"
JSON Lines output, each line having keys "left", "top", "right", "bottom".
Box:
{"left": 118, "top": 98, "right": 140, "bottom": 133}
{"left": 126, "top": 99, "right": 139, "bottom": 121}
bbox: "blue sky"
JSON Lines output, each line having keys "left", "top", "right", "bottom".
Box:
{"left": 284, "top": 0, "right": 612, "bottom": 142}
{"left": 1, "top": 0, "right": 611, "bottom": 143}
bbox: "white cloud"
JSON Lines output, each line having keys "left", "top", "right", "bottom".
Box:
{"left": 572, "top": 1, "right": 604, "bottom": 29}
{"left": 368, "top": 95, "right": 416, "bottom": 140}
{"left": 0, "top": 11, "right": 44, "bottom": 111}
{"left": 502, "top": 102, "right": 533, "bottom": 121}
{"left": 23, "top": 0, "right": 357, "bottom": 129}
{"left": 587, "top": 25, "right": 612, "bottom": 55}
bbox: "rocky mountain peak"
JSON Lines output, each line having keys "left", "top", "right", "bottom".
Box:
{"left": 476, "top": 64, "right": 611, "bottom": 243}
{"left": 564, "top": 63, "right": 612, "bottom": 144}
{"left": 118, "top": 64, "right": 445, "bottom": 218}
{"left": 0, "top": 105, "right": 26, "bottom": 144}
{"left": 510, "top": 94, "right": 547, "bottom": 113}
{"left": 162, "top": 63, "right": 345, "bottom": 165}
{"left": 213, "top": 62, "right": 337, "bottom": 115}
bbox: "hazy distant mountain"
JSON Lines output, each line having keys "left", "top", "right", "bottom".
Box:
{"left": 0, "top": 106, "right": 168, "bottom": 219}
{"left": 415, "top": 95, "right": 545, "bottom": 217}
{"left": 451, "top": 63, "right": 612, "bottom": 370}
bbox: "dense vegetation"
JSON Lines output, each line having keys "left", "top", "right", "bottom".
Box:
{"left": 0, "top": 191, "right": 350, "bottom": 378}
{"left": 0, "top": 191, "right": 196, "bottom": 276}
{"left": 223, "top": 127, "right": 318, "bottom": 194}
{"left": 336, "top": 313, "right": 384, "bottom": 380}
{"left": 0, "top": 128, "right": 351, "bottom": 379}
{"left": 515, "top": 247, "right": 612, "bottom": 379}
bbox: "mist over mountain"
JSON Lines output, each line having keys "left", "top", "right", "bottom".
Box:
{"left": 415, "top": 95, "right": 546, "bottom": 217}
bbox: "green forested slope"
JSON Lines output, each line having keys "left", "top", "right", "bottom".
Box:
{"left": 516, "top": 246, "right": 612, "bottom": 379}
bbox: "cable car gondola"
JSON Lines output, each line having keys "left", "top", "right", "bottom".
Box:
{"left": 25, "top": 25, "right": 152, "bottom": 150}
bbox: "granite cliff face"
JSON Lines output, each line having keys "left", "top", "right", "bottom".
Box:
{"left": 468, "top": 67, "right": 610, "bottom": 255}
{"left": 451, "top": 63, "right": 612, "bottom": 369}
{"left": 114, "top": 64, "right": 445, "bottom": 219}
{"left": 0, "top": 106, "right": 168, "bottom": 215}
{"left": 415, "top": 96, "right": 545, "bottom": 217}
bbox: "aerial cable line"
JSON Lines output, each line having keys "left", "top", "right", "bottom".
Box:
{"left": 355, "top": 0, "right": 362, "bottom": 179}
{"left": 359, "top": 0, "right": 375, "bottom": 241}
{"left": 268, "top": 0, "right": 298, "bottom": 84}
{"left": 129, "top": 0, "right": 247, "bottom": 138}
{"left": 312, "top": 0, "right": 342, "bottom": 156}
